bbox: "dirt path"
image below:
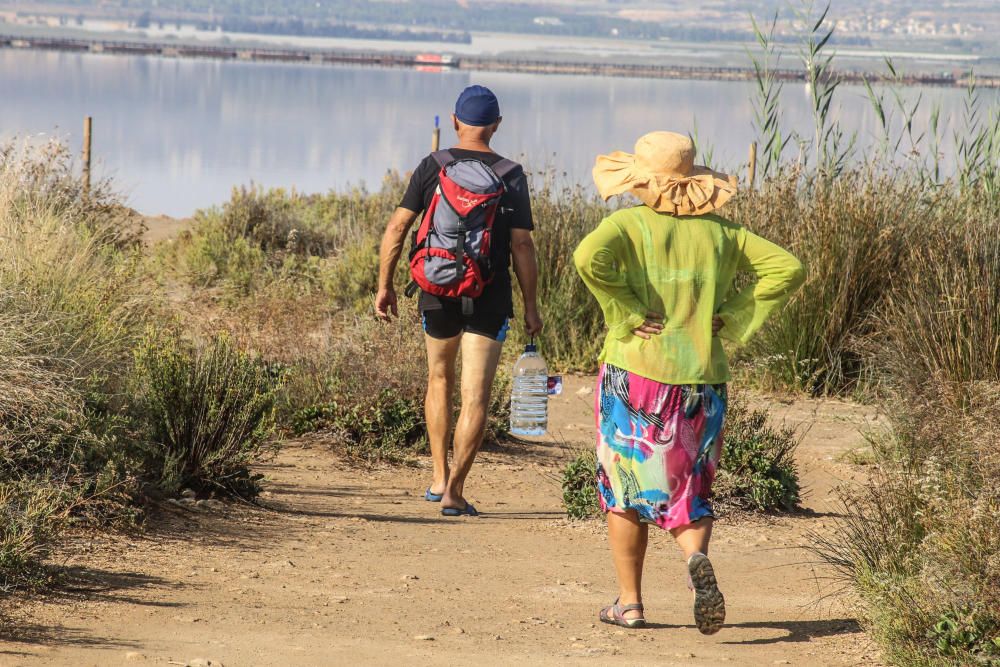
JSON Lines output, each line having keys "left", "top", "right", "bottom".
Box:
{"left": 4, "top": 377, "right": 884, "bottom": 666}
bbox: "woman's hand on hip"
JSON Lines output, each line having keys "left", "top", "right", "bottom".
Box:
{"left": 632, "top": 313, "right": 664, "bottom": 340}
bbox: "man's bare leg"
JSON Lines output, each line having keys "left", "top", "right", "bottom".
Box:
{"left": 424, "top": 333, "right": 462, "bottom": 496}
{"left": 441, "top": 332, "right": 503, "bottom": 510}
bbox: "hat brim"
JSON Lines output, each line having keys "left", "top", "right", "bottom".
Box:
{"left": 593, "top": 151, "right": 738, "bottom": 216}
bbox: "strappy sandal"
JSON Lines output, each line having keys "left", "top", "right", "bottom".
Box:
{"left": 599, "top": 598, "right": 646, "bottom": 629}
{"left": 688, "top": 552, "right": 725, "bottom": 635}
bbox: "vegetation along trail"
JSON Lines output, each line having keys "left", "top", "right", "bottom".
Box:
{"left": 6, "top": 376, "right": 882, "bottom": 666}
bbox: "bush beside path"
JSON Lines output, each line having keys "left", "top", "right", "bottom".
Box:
{"left": 4, "top": 377, "right": 882, "bottom": 666}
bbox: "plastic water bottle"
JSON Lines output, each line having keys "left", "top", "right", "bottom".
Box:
{"left": 510, "top": 342, "right": 548, "bottom": 436}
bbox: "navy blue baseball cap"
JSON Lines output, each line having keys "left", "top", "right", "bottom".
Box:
{"left": 454, "top": 85, "right": 501, "bottom": 126}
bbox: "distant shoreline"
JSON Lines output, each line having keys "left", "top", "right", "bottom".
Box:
{"left": 3, "top": 32, "right": 997, "bottom": 88}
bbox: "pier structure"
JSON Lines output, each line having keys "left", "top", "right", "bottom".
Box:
{"left": 0, "top": 33, "right": 994, "bottom": 88}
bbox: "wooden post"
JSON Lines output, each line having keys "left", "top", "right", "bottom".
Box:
{"left": 82, "top": 116, "right": 93, "bottom": 196}
{"left": 431, "top": 115, "right": 440, "bottom": 152}
{"left": 747, "top": 141, "right": 757, "bottom": 189}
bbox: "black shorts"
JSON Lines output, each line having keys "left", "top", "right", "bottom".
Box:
{"left": 421, "top": 303, "right": 511, "bottom": 341}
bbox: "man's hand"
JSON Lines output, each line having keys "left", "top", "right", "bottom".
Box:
{"left": 524, "top": 307, "right": 543, "bottom": 337}
{"left": 712, "top": 315, "right": 724, "bottom": 336}
{"left": 376, "top": 207, "right": 418, "bottom": 320}
{"left": 632, "top": 313, "right": 665, "bottom": 340}
{"left": 510, "top": 228, "right": 541, "bottom": 339}
{"left": 375, "top": 287, "right": 398, "bottom": 319}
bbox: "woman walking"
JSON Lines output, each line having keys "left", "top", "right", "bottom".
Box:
{"left": 574, "top": 132, "right": 804, "bottom": 634}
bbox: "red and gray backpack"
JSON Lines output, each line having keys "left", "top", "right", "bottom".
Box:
{"left": 406, "top": 149, "right": 519, "bottom": 314}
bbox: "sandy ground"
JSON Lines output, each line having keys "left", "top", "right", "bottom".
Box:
{"left": 1, "top": 375, "right": 886, "bottom": 667}
{"left": 142, "top": 216, "right": 193, "bottom": 244}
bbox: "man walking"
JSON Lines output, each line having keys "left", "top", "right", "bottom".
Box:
{"left": 375, "top": 85, "right": 542, "bottom": 516}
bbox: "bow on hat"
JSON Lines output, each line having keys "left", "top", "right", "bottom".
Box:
{"left": 593, "top": 132, "right": 738, "bottom": 216}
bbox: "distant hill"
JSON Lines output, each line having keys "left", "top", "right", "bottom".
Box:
{"left": 1, "top": 0, "right": 997, "bottom": 53}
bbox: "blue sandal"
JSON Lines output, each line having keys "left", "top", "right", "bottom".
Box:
{"left": 441, "top": 503, "right": 478, "bottom": 517}
{"left": 424, "top": 489, "right": 444, "bottom": 502}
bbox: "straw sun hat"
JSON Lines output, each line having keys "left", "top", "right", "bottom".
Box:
{"left": 592, "top": 131, "right": 738, "bottom": 216}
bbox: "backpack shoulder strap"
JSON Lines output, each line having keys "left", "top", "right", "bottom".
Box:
{"left": 491, "top": 158, "right": 520, "bottom": 181}
{"left": 431, "top": 149, "right": 454, "bottom": 169}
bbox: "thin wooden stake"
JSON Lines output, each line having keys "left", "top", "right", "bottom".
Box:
{"left": 82, "top": 116, "right": 93, "bottom": 196}
{"left": 431, "top": 115, "right": 441, "bottom": 152}
{"left": 748, "top": 141, "right": 757, "bottom": 189}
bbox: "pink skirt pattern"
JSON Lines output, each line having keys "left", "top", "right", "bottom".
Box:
{"left": 595, "top": 364, "right": 727, "bottom": 530}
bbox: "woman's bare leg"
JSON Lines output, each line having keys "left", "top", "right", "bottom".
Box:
{"left": 673, "top": 518, "right": 725, "bottom": 634}
{"left": 670, "top": 517, "right": 713, "bottom": 559}
{"left": 607, "top": 509, "right": 648, "bottom": 620}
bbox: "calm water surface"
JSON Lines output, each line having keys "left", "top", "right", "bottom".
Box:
{"left": 1, "top": 48, "right": 994, "bottom": 216}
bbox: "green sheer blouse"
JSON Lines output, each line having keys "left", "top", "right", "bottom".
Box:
{"left": 573, "top": 205, "right": 805, "bottom": 385}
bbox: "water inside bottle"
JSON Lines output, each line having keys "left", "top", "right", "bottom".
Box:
{"left": 510, "top": 343, "right": 548, "bottom": 436}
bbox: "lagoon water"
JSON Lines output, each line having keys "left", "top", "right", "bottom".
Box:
{"left": 1, "top": 48, "right": 995, "bottom": 216}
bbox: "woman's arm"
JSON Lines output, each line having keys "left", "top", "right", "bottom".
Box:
{"left": 574, "top": 218, "right": 653, "bottom": 340}
{"left": 716, "top": 229, "right": 806, "bottom": 344}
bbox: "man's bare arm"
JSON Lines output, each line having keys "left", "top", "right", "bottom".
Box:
{"left": 511, "top": 228, "right": 543, "bottom": 336}
{"left": 375, "top": 206, "right": 418, "bottom": 318}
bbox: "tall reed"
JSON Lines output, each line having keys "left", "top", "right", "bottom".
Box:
{"left": 738, "top": 6, "right": 1000, "bottom": 664}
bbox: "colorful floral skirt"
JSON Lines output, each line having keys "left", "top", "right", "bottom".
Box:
{"left": 595, "top": 364, "right": 727, "bottom": 531}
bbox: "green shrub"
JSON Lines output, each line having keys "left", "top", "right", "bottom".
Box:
{"left": 714, "top": 392, "right": 800, "bottom": 512}
{"left": 0, "top": 483, "right": 62, "bottom": 593}
{"left": 561, "top": 449, "right": 600, "bottom": 520}
{"left": 219, "top": 186, "right": 333, "bottom": 256}
{"left": 317, "top": 239, "right": 382, "bottom": 312}
{"left": 292, "top": 389, "right": 426, "bottom": 462}
{"left": 163, "top": 180, "right": 406, "bottom": 301}
{"left": 927, "top": 608, "right": 1000, "bottom": 662}
{"left": 180, "top": 217, "right": 270, "bottom": 294}
{"left": 130, "top": 333, "right": 279, "bottom": 498}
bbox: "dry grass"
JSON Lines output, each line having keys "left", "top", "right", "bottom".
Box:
{"left": 876, "top": 192, "right": 1000, "bottom": 391}
{"left": 728, "top": 170, "right": 941, "bottom": 394}
{"left": 810, "top": 181, "right": 1000, "bottom": 664}
{"left": 814, "top": 384, "right": 1000, "bottom": 665}
{"left": 0, "top": 141, "right": 150, "bottom": 592}
{"left": 0, "top": 142, "right": 284, "bottom": 594}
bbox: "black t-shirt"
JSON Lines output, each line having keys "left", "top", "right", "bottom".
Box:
{"left": 399, "top": 148, "right": 534, "bottom": 316}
